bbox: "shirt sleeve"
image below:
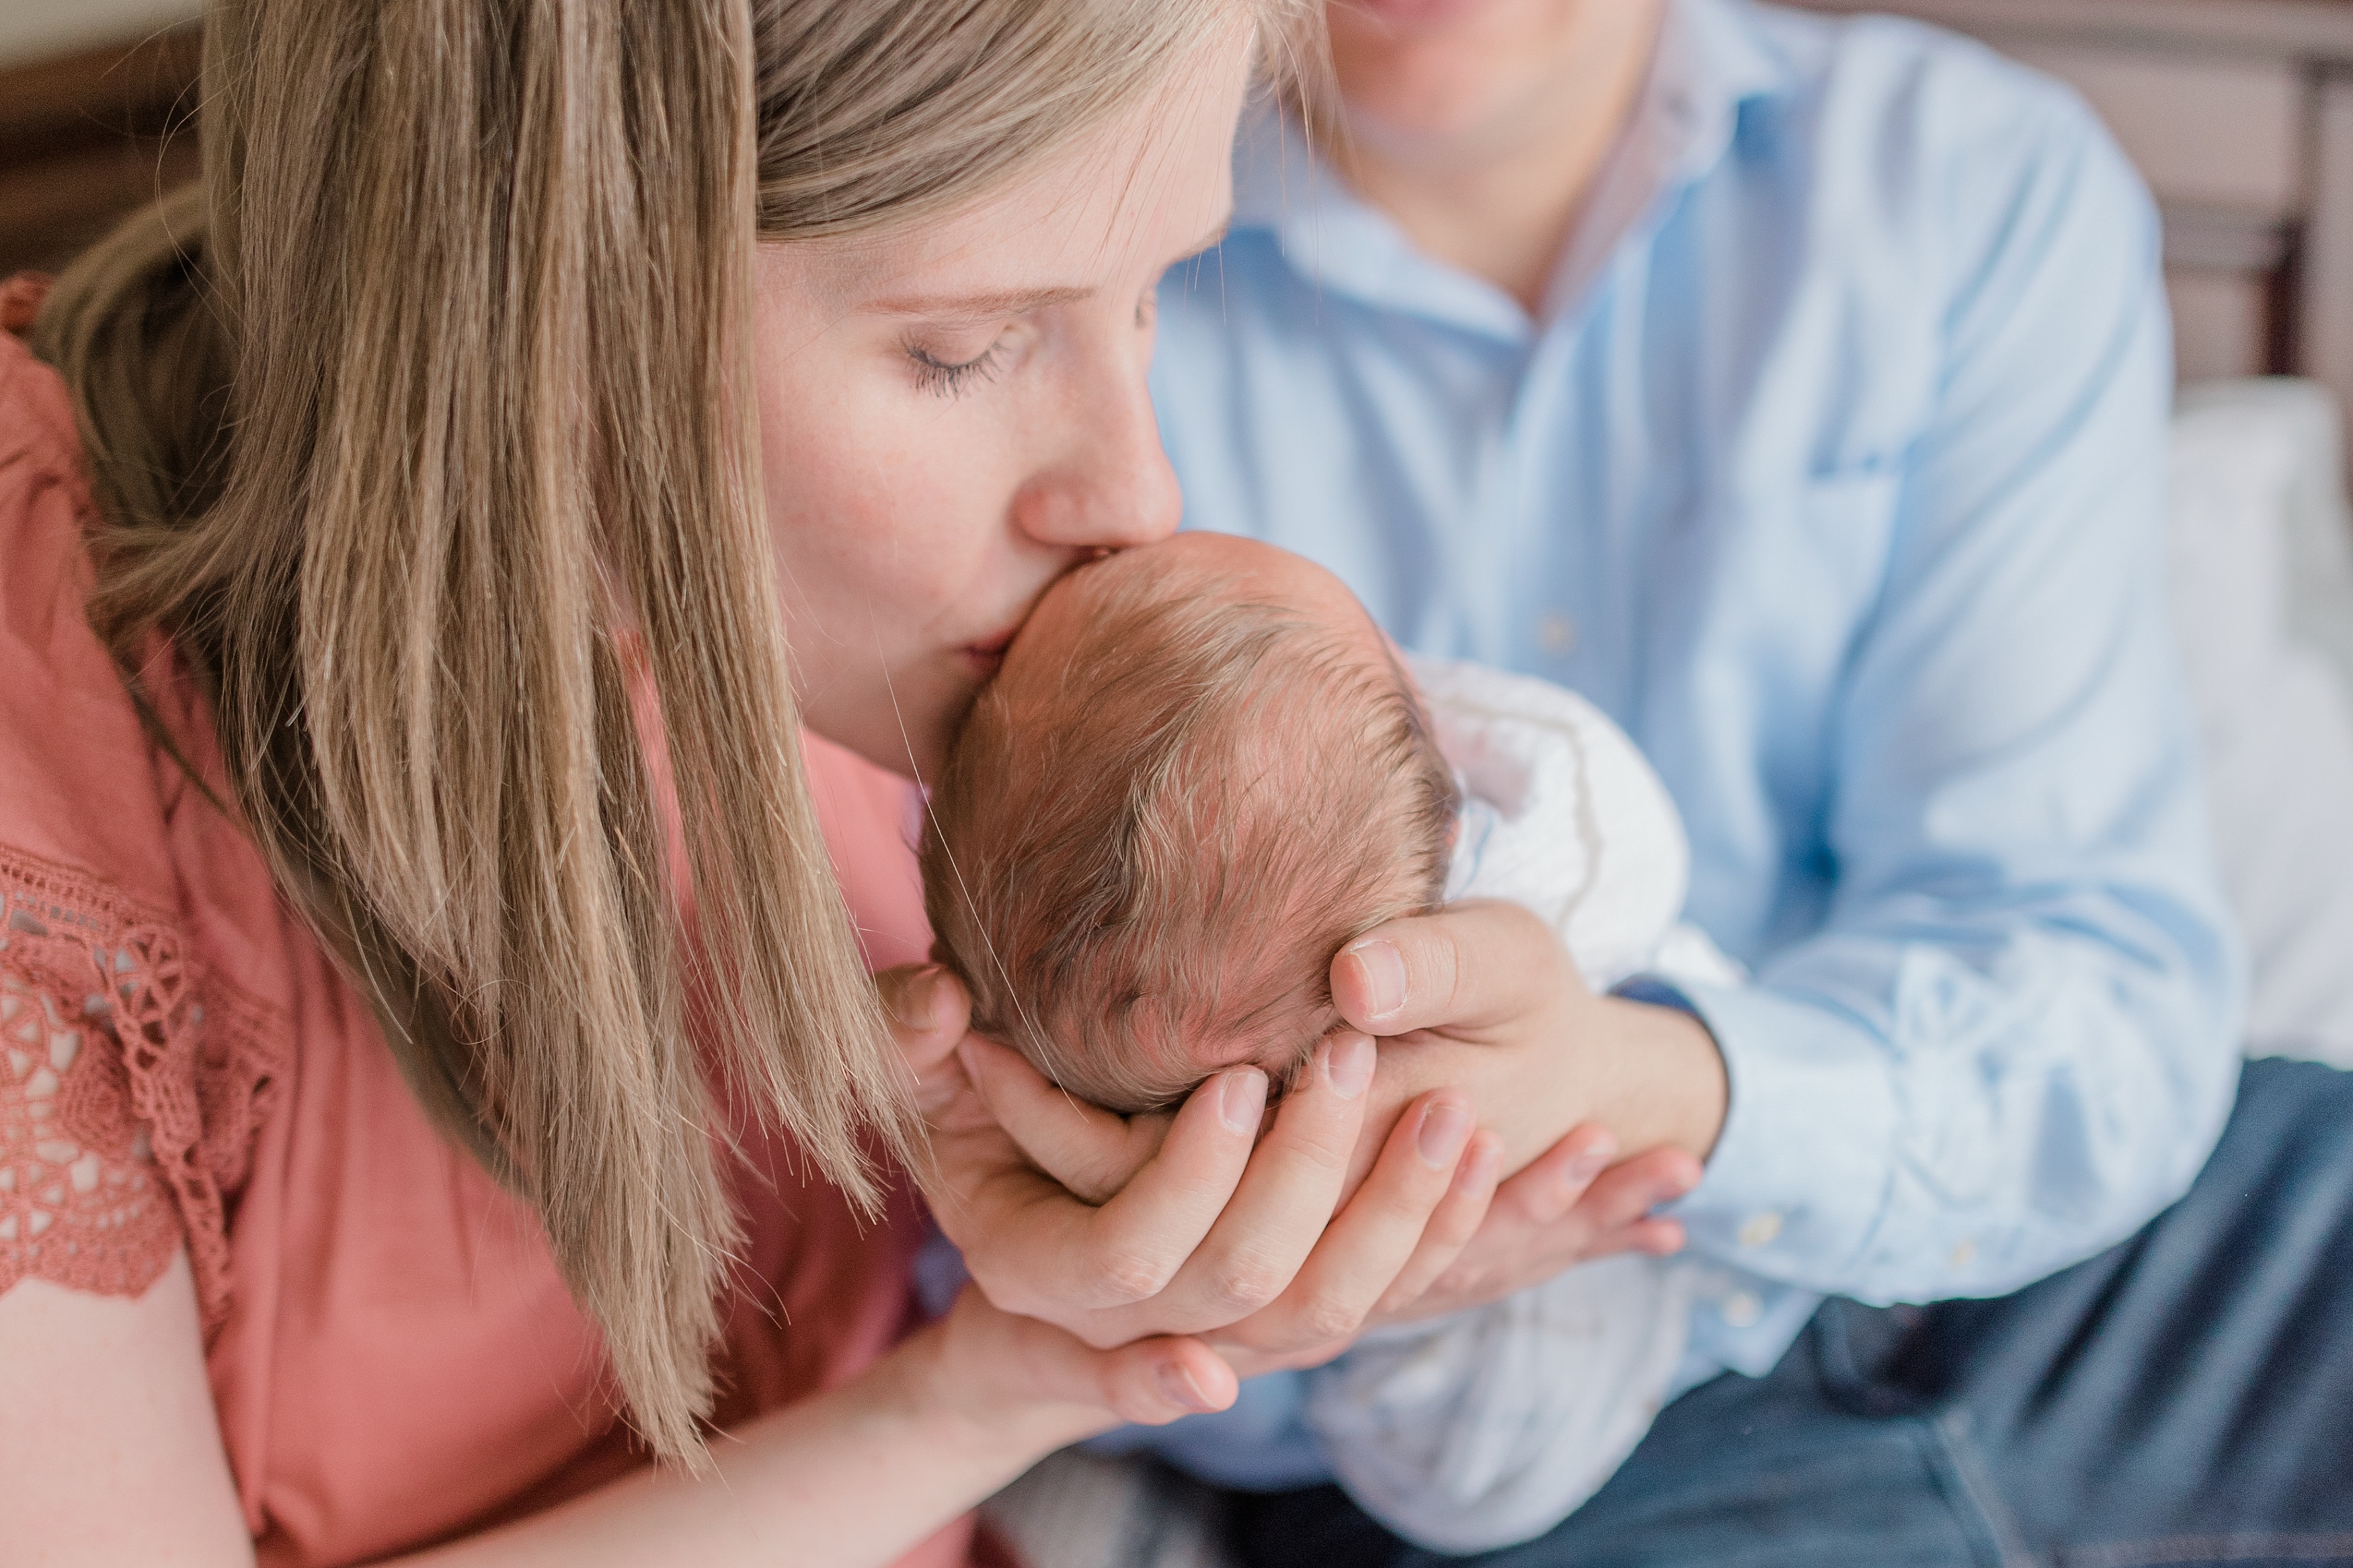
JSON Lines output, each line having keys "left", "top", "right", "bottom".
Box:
{"left": 1661, "top": 93, "right": 2245, "bottom": 1305}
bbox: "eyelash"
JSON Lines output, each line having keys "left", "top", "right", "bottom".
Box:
{"left": 906, "top": 339, "right": 1007, "bottom": 399}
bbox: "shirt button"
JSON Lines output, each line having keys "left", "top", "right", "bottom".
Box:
{"left": 1737, "top": 1212, "right": 1783, "bottom": 1249}
{"left": 1537, "top": 612, "right": 1578, "bottom": 655}
{"left": 1949, "top": 1239, "right": 1978, "bottom": 1271}
{"left": 1719, "top": 1290, "right": 1763, "bottom": 1329}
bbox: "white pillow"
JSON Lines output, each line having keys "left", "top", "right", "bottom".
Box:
{"left": 2168, "top": 380, "right": 2353, "bottom": 1067}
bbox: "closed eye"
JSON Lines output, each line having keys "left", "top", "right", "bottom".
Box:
{"left": 907, "top": 339, "right": 1008, "bottom": 399}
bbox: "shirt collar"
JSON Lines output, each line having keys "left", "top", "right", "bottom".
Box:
{"left": 1227, "top": 0, "right": 1798, "bottom": 340}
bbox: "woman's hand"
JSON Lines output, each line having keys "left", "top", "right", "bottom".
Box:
{"left": 878, "top": 964, "right": 1499, "bottom": 1360}
{"left": 915, "top": 1282, "right": 1240, "bottom": 1446}
{"left": 957, "top": 1032, "right": 1702, "bottom": 1333}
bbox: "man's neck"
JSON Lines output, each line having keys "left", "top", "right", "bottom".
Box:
{"left": 1328, "top": 0, "right": 1667, "bottom": 315}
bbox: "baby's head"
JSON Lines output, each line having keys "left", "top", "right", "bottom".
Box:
{"left": 921, "top": 534, "right": 1457, "bottom": 1112}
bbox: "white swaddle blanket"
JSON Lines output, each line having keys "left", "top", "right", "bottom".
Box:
{"left": 1302, "top": 657, "right": 1741, "bottom": 1555}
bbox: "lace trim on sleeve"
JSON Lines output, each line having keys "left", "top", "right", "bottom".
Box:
{"left": 0, "top": 845, "right": 288, "bottom": 1333}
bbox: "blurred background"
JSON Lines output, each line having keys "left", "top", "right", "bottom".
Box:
{"left": 0, "top": 1, "right": 200, "bottom": 279}
{"left": 5, "top": 0, "right": 2352, "bottom": 442}
{"left": 5, "top": 2, "right": 2352, "bottom": 351}
{"left": 1800, "top": 1, "right": 2353, "bottom": 434}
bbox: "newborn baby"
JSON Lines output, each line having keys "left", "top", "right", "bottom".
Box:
{"left": 921, "top": 533, "right": 1737, "bottom": 1552}
{"left": 923, "top": 534, "right": 1455, "bottom": 1112}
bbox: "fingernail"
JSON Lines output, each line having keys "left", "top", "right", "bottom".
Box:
{"left": 1343, "top": 939, "right": 1407, "bottom": 1024}
{"left": 1455, "top": 1133, "right": 1503, "bottom": 1192}
{"left": 890, "top": 965, "right": 947, "bottom": 1032}
{"left": 1157, "top": 1360, "right": 1215, "bottom": 1413}
{"left": 1418, "top": 1102, "right": 1472, "bottom": 1167}
{"left": 1564, "top": 1134, "right": 1618, "bottom": 1187}
{"left": 1324, "top": 1034, "right": 1375, "bottom": 1100}
{"left": 1220, "top": 1067, "right": 1268, "bottom": 1133}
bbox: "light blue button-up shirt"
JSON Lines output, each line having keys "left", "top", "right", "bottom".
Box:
{"left": 1138, "top": 0, "right": 2243, "bottom": 1453}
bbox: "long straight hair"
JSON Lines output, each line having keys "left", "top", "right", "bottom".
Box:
{"left": 34, "top": 0, "right": 1316, "bottom": 1462}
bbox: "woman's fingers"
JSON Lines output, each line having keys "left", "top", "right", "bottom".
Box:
{"left": 939, "top": 1285, "right": 1236, "bottom": 1434}
{"left": 1215, "top": 1089, "right": 1478, "bottom": 1356}
{"left": 1093, "top": 1334, "right": 1240, "bottom": 1427}
{"left": 936, "top": 1090, "right": 1257, "bottom": 1327}
{"left": 1148, "top": 1034, "right": 1374, "bottom": 1325}
{"left": 876, "top": 964, "right": 975, "bottom": 1117}
{"left": 1079, "top": 1067, "right": 1269, "bottom": 1309}
{"left": 1330, "top": 900, "right": 1569, "bottom": 1038}
{"left": 958, "top": 1036, "right": 1177, "bottom": 1204}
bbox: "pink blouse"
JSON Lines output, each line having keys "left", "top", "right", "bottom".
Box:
{"left": 0, "top": 279, "right": 984, "bottom": 1567}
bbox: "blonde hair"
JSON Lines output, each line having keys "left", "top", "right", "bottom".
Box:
{"left": 33, "top": 0, "right": 1314, "bottom": 1462}
{"left": 922, "top": 548, "right": 1457, "bottom": 1114}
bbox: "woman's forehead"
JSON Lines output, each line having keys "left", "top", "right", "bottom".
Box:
{"left": 774, "top": 28, "right": 1250, "bottom": 313}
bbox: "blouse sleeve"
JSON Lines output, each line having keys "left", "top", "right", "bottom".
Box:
{"left": 2, "top": 870, "right": 189, "bottom": 1301}
{"left": 0, "top": 296, "right": 283, "bottom": 1329}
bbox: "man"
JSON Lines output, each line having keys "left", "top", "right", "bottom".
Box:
{"left": 1142, "top": 0, "right": 2353, "bottom": 1557}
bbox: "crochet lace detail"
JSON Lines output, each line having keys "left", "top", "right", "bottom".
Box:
{"left": 0, "top": 845, "right": 287, "bottom": 1333}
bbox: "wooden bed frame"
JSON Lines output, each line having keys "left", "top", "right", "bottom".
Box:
{"left": 8, "top": 5, "right": 2351, "bottom": 454}
{"left": 1792, "top": 0, "right": 2353, "bottom": 464}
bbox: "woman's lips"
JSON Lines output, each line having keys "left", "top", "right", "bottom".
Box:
{"left": 957, "top": 624, "right": 1021, "bottom": 679}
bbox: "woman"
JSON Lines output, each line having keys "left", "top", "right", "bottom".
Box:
{"left": 1, "top": 3, "right": 1654, "bottom": 1562}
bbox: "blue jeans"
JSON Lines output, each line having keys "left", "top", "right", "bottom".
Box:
{"left": 1226, "top": 1057, "right": 2353, "bottom": 1568}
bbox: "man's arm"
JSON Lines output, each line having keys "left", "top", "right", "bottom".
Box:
{"left": 1662, "top": 93, "right": 2243, "bottom": 1303}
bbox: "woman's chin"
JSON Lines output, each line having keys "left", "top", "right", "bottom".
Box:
{"left": 799, "top": 687, "right": 953, "bottom": 782}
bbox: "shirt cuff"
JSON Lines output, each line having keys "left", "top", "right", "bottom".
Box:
{"left": 1620, "top": 975, "right": 1901, "bottom": 1291}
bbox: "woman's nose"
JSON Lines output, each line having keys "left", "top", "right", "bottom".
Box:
{"left": 1011, "top": 365, "right": 1183, "bottom": 551}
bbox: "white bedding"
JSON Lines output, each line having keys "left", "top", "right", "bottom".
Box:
{"left": 2169, "top": 379, "right": 2353, "bottom": 1068}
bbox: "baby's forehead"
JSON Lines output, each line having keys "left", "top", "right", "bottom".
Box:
{"left": 1147, "top": 1010, "right": 1334, "bottom": 1103}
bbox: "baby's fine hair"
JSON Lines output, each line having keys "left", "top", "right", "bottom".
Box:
{"left": 920, "top": 549, "right": 1458, "bottom": 1113}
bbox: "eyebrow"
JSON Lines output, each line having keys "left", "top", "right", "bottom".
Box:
{"left": 859, "top": 217, "right": 1233, "bottom": 321}
{"left": 861, "top": 283, "right": 1093, "bottom": 320}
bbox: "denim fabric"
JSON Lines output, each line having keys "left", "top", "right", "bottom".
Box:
{"left": 1228, "top": 1059, "right": 2353, "bottom": 1567}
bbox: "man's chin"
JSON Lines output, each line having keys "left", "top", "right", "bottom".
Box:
{"left": 1334, "top": 0, "right": 1508, "bottom": 35}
